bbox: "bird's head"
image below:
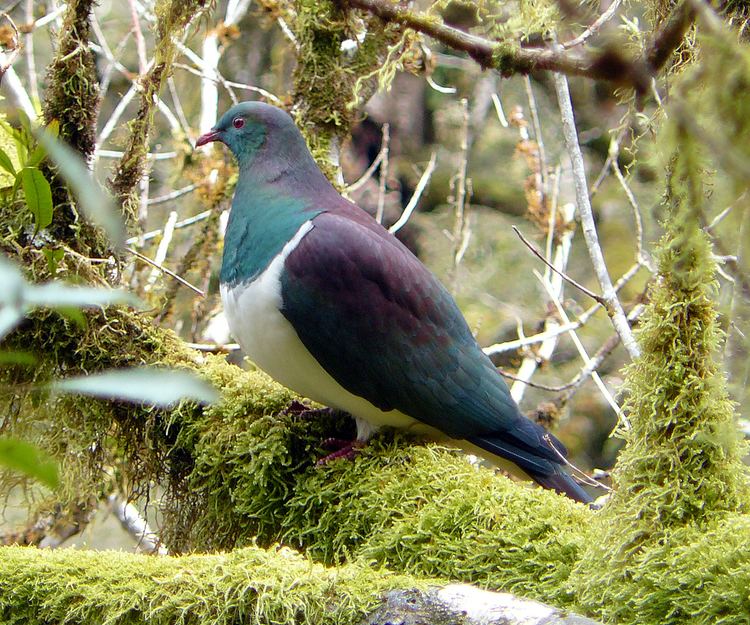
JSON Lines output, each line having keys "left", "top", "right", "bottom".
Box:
{"left": 195, "top": 101, "right": 301, "bottom": 167}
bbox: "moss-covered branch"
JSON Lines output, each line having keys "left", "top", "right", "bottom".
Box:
{"left": 291, "top": 0, "right": 417, "bottom": 179}
{"left": 344, "top": 0, "right": 697, "bottom": 93}
{"left": 0, "top": 545, "right": 610, "bottom": 625}
{"left": 568, "top": 75, "right": 750, "bottom": 625}
{"left": 38, "top": 0, "right": 106, "bottom": 255}
{"left": 0, "top": 544, "right": 421, "bottom": 625}
{"left": 0, "top": 307, "right": 589, "bottom": 599}
{"left": 41, "top": 0, "right": 99, "bottom": 160}
{"left": 109, "top": 0, "right": 209, "bottom": 225}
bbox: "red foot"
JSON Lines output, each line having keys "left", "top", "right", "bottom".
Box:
{"left": 316, "top": 439, "right": 363, "bottom": 465}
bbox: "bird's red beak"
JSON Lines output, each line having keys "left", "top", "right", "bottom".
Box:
{"left": 195, "top": 130, "right": 222, "bottom": 147}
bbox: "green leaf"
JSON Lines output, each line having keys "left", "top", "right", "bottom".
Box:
{"left": 0, "top": 438, "right": 59, "bottom": 489}
{"left": 0, "top": 351, "right": 37, "bottom": 365}
{"left": 36, "top": 131, "right": 124, "bottom": 248}
{"left": 26, "top": 119, "right": 57, "bottom": 169}
{"left": 55, "top": 306, "right": 88, "bottom": 329}
{"left": 0, "top": 256, "right": 26, "bottom": 341}
{"left": 21, "top": 167, "right": 53, "bottom": 232}
{"left": 27, "top": 144, "right": 46, "bottom": 168}
{"left": 24, "top": 283, "right": 141, "bottom": 309}
{"left": 53, "top": 368, "right": 219, "bottom": 407}
{"left": 42, "top": 248, "right": 65, "bottom": 276}
{"left": 0, "top": 147, "right": 16, "bottom": 176}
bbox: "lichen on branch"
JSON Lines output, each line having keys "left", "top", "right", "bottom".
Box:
{"left": 291, "top": 0, "right": 418, "bottom": 179}
{"left": 109, "top": 0, "right": 210, "bottom": 225}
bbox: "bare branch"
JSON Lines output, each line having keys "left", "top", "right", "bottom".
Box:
{"left": 609, "top": 138, "right": 654, "bottom": 271}
{"left": 108, "top": 495, "right": 167, "bottom": 555}
{"left": 552, "top": 65, "right": 641, "bottom": 361}
{"left": 513, "top": 226, "right": 605, "bottom": 304}
{"left": 510, "top": 203, "right": 577, "bottom": 403}
{"left": 144, "top": 211, "right": 178, "bottom": 292}
{"left": 125, "top": 247, "right": 205, "bottom": 297}
{"left": 534, "top": 269, "right": 626, "bottom": 425}
{"left": 562, "top": 0, "right": 623, "bottom": 49}
{"left": 375, "top": 123, "right": 390, "bottom": 224}
{"left": 390, "top": 151, "right": 438, "bottom": 234}
{"left": 452, "top": 98, "right": 471, "bottom": 281}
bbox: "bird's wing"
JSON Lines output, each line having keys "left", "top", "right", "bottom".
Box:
{"left": 280, "top": 209, "right": 565, "bottom": 467}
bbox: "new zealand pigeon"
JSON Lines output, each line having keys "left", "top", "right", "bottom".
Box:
{"left": 196, "top": 102, "right": 592, "bottom": 504}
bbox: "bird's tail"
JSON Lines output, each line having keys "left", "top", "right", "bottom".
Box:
{"left": 467, "top": 435, "right": 594, "bottom": 505}
{"left": 530, "top": 469, "right": 593, "bottom": 505}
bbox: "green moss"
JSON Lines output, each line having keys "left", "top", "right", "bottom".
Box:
{"left": 39, "top": 0, "right": 108, "bottom": 255}
{"left": 569, "top": 60, "right": 750, "bottom": 623}
{"left": 572, "top": 513, "right": 750, "bottom": 624}
{"left": 159, "top": 355, "right": 592, "bottom": 601}
{"left": 492, "top": 42, "right": 530, "bottom": 76}
{"left": 0, "top": 306, "right": 591, "bottom": 607}
{"left": 0, "top": 544, "right": 425, "bottom": 625}
{"left": 292, "top": 0, "right": 413, "bottom": 179}
{"left": 41, "top": 0, "right": 99, "bottom": 161}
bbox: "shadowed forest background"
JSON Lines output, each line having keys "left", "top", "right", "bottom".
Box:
{"left": 0, "top": 0, "right": 749, "bottom": 623}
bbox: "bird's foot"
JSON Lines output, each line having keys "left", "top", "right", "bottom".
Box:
{"left": 316, "top": 439, "right": 363, "bottom": 465}
{"left": 283, "top": 401, "right": 338, "bottom": 420}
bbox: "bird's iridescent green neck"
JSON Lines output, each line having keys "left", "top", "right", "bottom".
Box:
{"left": 220, "top": 173, "right": 324, "bottom": 287}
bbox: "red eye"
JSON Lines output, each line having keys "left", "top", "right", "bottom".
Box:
{"left": 233, "top": 117, "right": 245, "bottom": 129}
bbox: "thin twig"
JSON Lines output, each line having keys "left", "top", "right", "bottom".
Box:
{"left": 0, "top": 12, "right": 21, "bottom": 86}
{"left": 609, "top": 138, "right": 653, "bottom": 271}
{"left": 452, "top": 98, "right": 471, "bottom": 283}
{"left": 125, "top": 209, "right": 212, "bottom": 245}
{"left": 544, "top": 166, "right": 562, "bottom": 283}
{"left": 534, "top": 269, "right": 626, "bottom": 427}
{"left": 390, "top": 151, "right": 438, "bottom": 234}
{"left": 509, "top": 203, "right": 576, "bottom": 403}
{"left": 553, "top": 64, "right": 641, "bottom": 360}
{"left": 277, "top": 16, "right": 300, "bottom": 51}
{"left": 127, "top": 0, "right": 148, "bottom": 74}
{"left": 491, "top": 92, "right": 509, "bottom": 127}
{"left": 97, "top": 150, "right": 178, "bottom": 161}
{"left": 543, "top": 433, "right": 613, "bottom": 491}
{"left": 562, "top": 0, "right": 623, "bottom": 48}
{"left": 513, "top": 226, "right": 605, "bottom": 304}
{"left": 484, "top": 260, "right": 644, "bottom": 356}
{"left": 375, "top": 123, "right": 390, "bottom": 224}
{"left": 144, "top": 211, "right": 178, "bottom": 292}
{"left": 125, "top": 247, "right": 205, "bottom": 296}
{"left": 590, "top": 126, "right": 628, "bottom": 197}
{"left": 498, "top": 368, "right": 577, "bottom": 392}
{"left": 558, "top": 302, "right": 645, "bottom": 408}
{"left": 23, "top": 0, "right": 39, "bottom": 103}
{"left": 146, "top": 184, "right": 198, "bottom": 206}
{"left": 523, "top": 76, "right": 549, "bottom": 201}
{"left": 29, "top": 3, "right": 68, "bottom": 29}
{"left": 705, "top": 204, "right": 736, "bottom": 233}
{"left": 108, "top": 495, "right": 167, "bottom": 555}
{"left": 184, "top": 342, "right": 241, "bottom": 353}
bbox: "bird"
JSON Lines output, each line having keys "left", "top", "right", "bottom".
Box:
{"left": 196, "top": 101, "right": 592, "bottom": 504}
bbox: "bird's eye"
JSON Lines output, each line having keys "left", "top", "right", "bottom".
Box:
{"left": 232, "top": 117, "right": 245, "bottom": 129}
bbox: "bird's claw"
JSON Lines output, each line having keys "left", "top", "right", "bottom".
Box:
{"left": 316, "top": 439, "right": 362, "bottom": 465}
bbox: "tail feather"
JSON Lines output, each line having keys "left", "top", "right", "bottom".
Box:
{"left": 530, "top": 469, "right": 593, "bottom": 504}
{"left": 468, "top": 435, "right": 593, "bottom": 504}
